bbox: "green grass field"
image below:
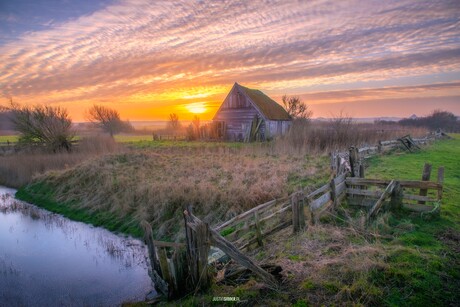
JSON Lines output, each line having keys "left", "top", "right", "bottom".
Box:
{"left": 364, "top": 135, "right": 460, "bottom": 305}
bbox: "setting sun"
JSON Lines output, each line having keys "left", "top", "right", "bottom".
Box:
{"left": 185, "top": 102, "right": 207, "bottom": 114}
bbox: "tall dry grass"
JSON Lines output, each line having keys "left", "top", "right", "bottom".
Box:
{"left": 28, "top": 148, "right": 329, "bottom": 241}
{"left": 0, "top": 135, "right": 120, "bottom": 188}
{"left": 274, "top": 119, "right": 427, "bottom": 155}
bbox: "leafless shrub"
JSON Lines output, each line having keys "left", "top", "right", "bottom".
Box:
{"left": 10, "top": 103, "right": 74, "bottom": 152}
{"left": 86, "top": 105, "right": 133, "bottom": 137}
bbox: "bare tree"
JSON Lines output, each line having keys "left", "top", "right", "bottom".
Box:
{"left": 168, "top": 113, "right": 181, "bottom": 133}
{"left": 86, "top": 105, "right": 124, "bottom": 137}
{"left": 10, "top": 103, "right": 74, "bottom": 152}
{"left": 186, "top": 115, "right": 201, "bottom": 140}
{"left": 282, "top": 95, "right": 313, "bottom": 119}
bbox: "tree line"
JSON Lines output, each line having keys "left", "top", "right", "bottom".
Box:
{"left": 398, "top": 110, "right": 459, "bottom": 132}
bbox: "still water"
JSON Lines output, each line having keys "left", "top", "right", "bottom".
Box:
{"left": 0, "top": 186, "right": 154, "bottom": 306}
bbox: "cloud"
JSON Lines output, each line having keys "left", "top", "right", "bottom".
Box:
{"left": 0, "top": 0, "right": 459, "bottom": 119}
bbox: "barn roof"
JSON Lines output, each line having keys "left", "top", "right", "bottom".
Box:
{"left": 237, "top": 83, "right": 291, "bottom": 121}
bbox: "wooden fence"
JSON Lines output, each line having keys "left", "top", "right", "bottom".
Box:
{"left": 330, "top": 134, "right": 436, "bottom": 177}
{"left": 141, "top": 134, "right": 446, "bottom": 300}
{"left": 346, "top": 163, "right": 444, "bottom": 221}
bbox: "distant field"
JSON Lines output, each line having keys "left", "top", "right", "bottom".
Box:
{"left": 0, "top": 135, "right": 19, "bottom": 143}
{"left": 114, "top": 134, "right": 155, "bottom": 142}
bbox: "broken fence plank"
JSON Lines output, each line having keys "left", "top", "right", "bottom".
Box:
{"left": 239, "top": 220, "right": 292, "bottom": 251}
{"left": 336, "top": 181, "right": 346, "bottom": 198}
{"left": 224, "top": 203, "right": 291, "bottom": 242}
{"left": 215, "top": 198, "right": 281, "bottom": 231}
{"left": 186, "top": 211, "right": 278, "bottom": 288}
{"left": 305, "top": 183, "right": 330, "bottom": 200}
{"left": 367, "top": 180, "right": 396, "bottom": 221}
{"left": 310, "top": 191, "right": 331, "bottom": 211}
{"left": 333, "top": 172, "right": 348, "bottom": 186}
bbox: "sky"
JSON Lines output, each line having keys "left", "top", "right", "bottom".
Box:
{"left": 0, "top": 0, "right": 459, "bottom": 121}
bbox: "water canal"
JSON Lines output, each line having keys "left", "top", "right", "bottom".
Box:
{"left": 0, "top": 186, "right": 154, "bottom": 306}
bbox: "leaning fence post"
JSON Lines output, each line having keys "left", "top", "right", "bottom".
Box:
{"left": 418, "top": 163, "right": 432, "bottom": 205}
{"left": 141, "top": 221, "right": 169, "bottom": 297}
{"left": 184, "top": 207, "right": 211, "bottom": 293}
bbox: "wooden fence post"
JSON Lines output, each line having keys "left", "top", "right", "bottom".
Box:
{"left": 329, "top": 178, "right": 337, "bottom": 210}
{"left": 349, "top": 146, "right": 359, "bottom": 177}
{"left": 359, "top": 164, "right": 365, "bottom": 179}
{"left": 437, "top": 167, "right": 444, "bottom": 200}
{"left": 330, "top": 152, "right": 335, "bottom": 171}
{"left": 184, "top": 207, "right": 211, "bottom": 293}
{"left": 390, "top": 181, "right": 403, "bottom": 211}
{"left": 291, "top": 191, "right": 305, "bottom": 233}
{"left": 304, "top": 197, "right": 313, "bottom": 225}
{"left": 141, "top": 221, "right": 170, "bottom": 297}
{"left": 254, "top": 211, "right": 263, "bottom": 246}
{"left": 336, "top": 154, "right": 341, "bottom": 175}
{"left": 418, "top": 163, "right": 432, "bottom": 204}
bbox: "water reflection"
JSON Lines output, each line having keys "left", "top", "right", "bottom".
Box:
{"left": 0, "top": 187, "right": 154, "bottom": 306}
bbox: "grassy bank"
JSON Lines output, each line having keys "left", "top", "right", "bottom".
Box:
{"left": 16, "top": 146, "right": 330, "bottom": 241}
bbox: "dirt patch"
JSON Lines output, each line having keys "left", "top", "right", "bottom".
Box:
{"left": 437, "top": 228, "right": 460, "bottom": 254}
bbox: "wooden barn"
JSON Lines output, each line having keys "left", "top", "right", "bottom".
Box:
{"left": 213, "top": 83, "right": 292, "bottom": 141}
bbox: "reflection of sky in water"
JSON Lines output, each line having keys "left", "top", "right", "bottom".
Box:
{"left": 0, "top": 187, "right": 154, "bottom": 306}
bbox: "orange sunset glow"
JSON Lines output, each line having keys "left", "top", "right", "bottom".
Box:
{"left": 1, "top": 0, "right": 459, "bottom": 122}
